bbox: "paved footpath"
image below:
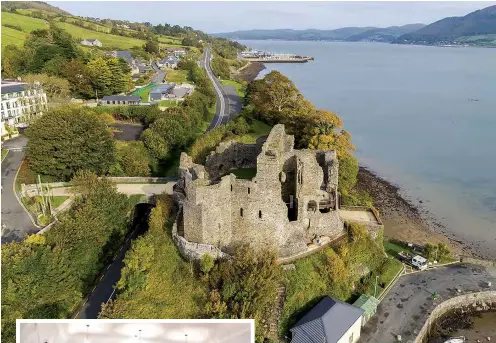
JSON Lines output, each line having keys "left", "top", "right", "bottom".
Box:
{"left": 359, "top": 263, "right": 496, "bottom": 343}
{"left": 48, "top": 182, "right": 175, "bottom": 196}
{"left": 1, "top": 136, "right": 38, "bottom": 243}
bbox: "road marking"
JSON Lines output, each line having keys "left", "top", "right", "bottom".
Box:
{"left": 74, "top": 310, "right": 80, "bottom": 318}
{"left": 106, "top": 288, "right": 117, "bottom": 303}
{"left": 107, "top": 264, "right": 112, "bottom": 270}
{"left": 99, "top": 274, "right": 104, "bottom": 281}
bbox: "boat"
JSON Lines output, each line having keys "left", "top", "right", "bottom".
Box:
{"left": 444, "top": 336, "right": 465, "bottom": 343}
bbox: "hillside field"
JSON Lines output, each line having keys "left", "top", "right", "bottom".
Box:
{"left": 2, "top": 12, "right": 49, "bottom": 32}
{"left": 54, "top": 21, "right": 146, "bottom": 49}
{"left": 1, "top": 26, "right": 27, "bottom": 47}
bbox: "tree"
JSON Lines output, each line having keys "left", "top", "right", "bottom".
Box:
{"left": 1, "top": 45, "right": 26, "bottom": 78}
{"left": 141, "top": 128, "right": 169, "bottom": 160}
{"left": 61, "top": 59, "right": 93, "bottom": 98}
{"left": 210, "top": 57, "right": 230, "bottom": 79}
{"left": 23, "top": 74, "right": 70, "bottom": 100}
{"left": 25, "top": 105, "right": 115, "bottom": 180}
{"left": 86, "top": 57, "right": 113, "bottom": 96}
{"left": 114, "top": 141, "right": 151, "bottom": 177}
{"left": 144, "top": 39, "right": 159, "bottom": 54}
{"left": 206, "top": 246, "right": 282, "bottom": 341}
{"left": 200, "top": 254, "right": 215, "bottom": 274}
{"left": 338, "top": 154, "right": 359, "bottom": 194}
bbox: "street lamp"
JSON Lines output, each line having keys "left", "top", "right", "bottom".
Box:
{"left": 374, "top": 275, "right": 379, "bottom": 298}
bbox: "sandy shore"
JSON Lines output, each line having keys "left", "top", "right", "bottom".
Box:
{"left": 355, "top": 166, "right": 477, "bottom": 258}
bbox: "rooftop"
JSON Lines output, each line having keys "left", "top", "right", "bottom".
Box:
{"left": 150, "top": 84, "right": 175, "bottom": 94}
{"left": 101, "top": 95, "right": 140, "bottom": 102}
{"left": 290, "top": 296, "right": 363, "bottom": 343}
{"left": 2, "top": 80, "right": 28, "bottom": 94}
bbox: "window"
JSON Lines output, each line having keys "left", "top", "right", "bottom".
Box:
{"left": 259, "top": 210, "right": 262, "bottom": 219}
{"left": 240, "top": 208, "right": 243, "bottom": 217}
{"left": 231, "top": 185, "right": 233, "bottom": 192}
{"left": 248, "top": 187, "right": 251, "bottom": 194}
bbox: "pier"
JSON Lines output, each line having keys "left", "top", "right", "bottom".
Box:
{"left": 240, "top": 50, "right": 314, "bottom": 63}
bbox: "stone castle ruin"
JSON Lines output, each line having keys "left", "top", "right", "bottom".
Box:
{"left": 172, "top": 124, "right": 346, "bottom": 259}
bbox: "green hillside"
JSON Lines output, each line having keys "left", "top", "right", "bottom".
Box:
{"left": 2, "top": 11, "right": 49, "bottom": 32}
{"left": 1, "top": 26, "right": 27, "bottom": 47}
{"left": 1, "top": 1, "right": 70, "bottom": 15}
{"left": 54, "top": 22, "right": 146, "bottom": 49}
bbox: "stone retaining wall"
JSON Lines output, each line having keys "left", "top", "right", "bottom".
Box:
{"left": 172, "top": 222, "right": 228, "bottom": 260}
{"left": 414, "top": 291, "right": 496, "bottom": 343}
{"left": 462, "top": 257, "right": 496, "bottom": 268}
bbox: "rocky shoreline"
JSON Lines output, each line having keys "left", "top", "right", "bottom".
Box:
{"left": 238, "top": 61, "right": 266, "bottom": 82}
{"left": 356, "top": 166, "right": 476, "bottom": 258}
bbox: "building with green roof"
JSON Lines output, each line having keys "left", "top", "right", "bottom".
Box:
{"left": 353, "top": 294, "right": 379, "bottom": 326}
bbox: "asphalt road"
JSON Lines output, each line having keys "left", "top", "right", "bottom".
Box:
{"left": 75, "top": 203, "right": 153, "bottom": 319}
{"left": 1, "top": 136, "right": 38, "bottom": 243}
{"left": 203, "top": 47, "right": 230, "bottom": 131}
{"left": 151, "top": 61, "right": 165, "bottom": 84}
{"left": 359, "top": 263, "right": 496, "bottom": 343}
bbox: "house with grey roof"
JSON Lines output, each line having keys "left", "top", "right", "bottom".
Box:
{"left": 100, "top": 95, "right": 141, "bottom": 106}
{"left": 149, "top": 84, "right": 175, "bottom": 101}
{"left": 80, "top": 39, "right": 102, "bottom": 47}
{"left": 290, "top": 296, "right": 364, "bottom": 343}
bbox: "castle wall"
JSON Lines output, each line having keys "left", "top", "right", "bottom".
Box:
{"left": 176, "top": 124, "right": 346, "bottom": 258}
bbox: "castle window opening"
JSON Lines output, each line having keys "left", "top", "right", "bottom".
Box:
{"left": 259, "top": 210, "right": 262, "bottom": 219}
{"left": 240, "top": 208, "right": 244, "bottom": 217}
{"left": 248, "top": 187, "right": 251, "bottom": 194}
{"left": 307, "top": 200, "right": 318, "bottom": 212}
{"left": 231, "top": 185, "right": 233, "bottom": 192}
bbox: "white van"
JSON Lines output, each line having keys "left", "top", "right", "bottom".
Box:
{"left": 412, "top": 255, "right": 428, "bottom": 270}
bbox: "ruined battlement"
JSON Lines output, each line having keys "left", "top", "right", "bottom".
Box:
{"left": 173, "top": 124, "right": 345, "bottom": 259}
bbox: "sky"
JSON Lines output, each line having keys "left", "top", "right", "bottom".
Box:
{"left": 49, "top": 1, "right": 495, "bottom": 33}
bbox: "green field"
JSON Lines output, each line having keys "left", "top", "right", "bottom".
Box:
{"left": 132, "top": 84, "right": 156, "bottom": 102}
{"left": 158, "top": 99, "right": 182, "bottom": 107}
{"left": 158, "top": 35, "right": 183, "bottom": 45}
{"left": 221, "top": 79, "right": 246, "bottom": 99}
{"left": 165, "top": 69, "right": 189, "bottom": 84}
{"left": 235, "top": 119, "right": 272, "bottom": 144}
{"left": 55, "top": 22, "right": 146, "bottom": 49}
{"left": 1, "top": 26, "right": 27, "bottom": 47}
{"left": 1, "top": 12, "right": 49, "bottom": 32}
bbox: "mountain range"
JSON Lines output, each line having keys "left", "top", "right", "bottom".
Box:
{"left": 213, "top": 24, "right": 425, "bottom": 43}
{"left": 214, "top": 5, "right": 496, "bottom": 46}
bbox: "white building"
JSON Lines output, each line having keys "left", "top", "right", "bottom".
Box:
{"left": 290, "top": 296, "right": 364, "bottom": 343}
{"left": 1, "top": 80, "right": 48, "bottom": 137}
{"left": 80, "top": 39, "right": 102, "bottom": 47}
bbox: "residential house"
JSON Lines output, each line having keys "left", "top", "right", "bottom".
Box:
{"left": 164, "top": 47, "right": 187, "bottom": 56}
{"left": 100, "top": 96, "right": 141, "bottom": 106}
{"left": 162, "top": 55, "right": 180, "bottom": 69}
{"left": 80, "top": 39, "right": 102, "bottom": 47}
{"left": 290, "top": 296, "right": 364, "bottom": 343}
{"left": 107, "top": 51, "right": 139, "bottom": 75}
{"left": 149, "top": 84, "right": 175, "bottom": 101}
{"left": 1, "top": 80, "right": 48, "bottom": 137}
{"left": 166, "top": 84, "right": 194, "bottom": 100}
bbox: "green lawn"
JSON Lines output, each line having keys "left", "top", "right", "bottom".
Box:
{"left": 221, "top": 79, "right": 246, "bottom": 99}
{"left": 1, "top": 12, "right": 49, "bottom": 32}
{"left": 2, "top": 148, "right": 8, "bottom": 162}
{"left": 165, "top": 69, "right": 189, "bottom": 84}
{"left": 55, "top": 22, "right": 146, "bottom": 49}
{"left": 1, "top": 26, "right": 28, "bottom": 48}
{"left": 132, "top": 84, "right": 156, "bottom": 102}
{"left": 230, "top": 168, "right": 257, "bottom": 180}
{"left": 51, "top": 196, "right": 70, "bottom": 208}
{"left": 158, "top": 99, "right": 182, "bottom": 107}
{"left": 235, "top": 119, "right": 272, "bottom": 144}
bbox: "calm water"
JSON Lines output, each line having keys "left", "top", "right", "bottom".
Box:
{"left": 240, "top": 40, "right": 496, "bottom": 258}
